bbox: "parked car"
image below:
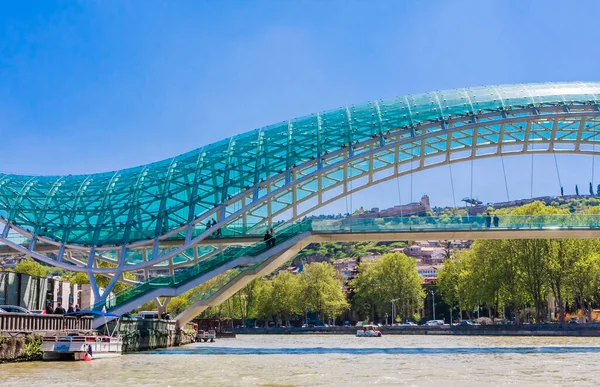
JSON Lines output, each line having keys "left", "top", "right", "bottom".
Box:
{"left": 0, "top": 305, "right": 31, "bottom": 314}
{"left": 30, "top": 310, "right": 46, "bottom": 315}
{"left": 569, "top": 317, "right": 579, "bottom": 324}
{"left": 424, "top": 320, "right": 445, "bottom": 326}
{"left": 0, "top": 308, "right": 6, "bottom": 313}
{"left": 401, "top": 322, "right": 418, "bottom": 327}
{"left": 138, "top": 311, "right": 159, "bottom": 320}
{"left": 459, "top": 320, "right": 474, "bottom": 326}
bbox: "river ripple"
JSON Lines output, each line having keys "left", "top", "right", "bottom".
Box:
{"left": 2, "top": 335, "right": 600, "bottom": 386}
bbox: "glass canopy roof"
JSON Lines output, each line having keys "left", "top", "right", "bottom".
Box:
{"left": 1, "top": 82, "right": 599, "bottom": 246}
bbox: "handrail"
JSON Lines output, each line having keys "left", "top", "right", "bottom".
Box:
{"left": 94, "top": 219, "right": 312, "bottom": 311}
{"left": 93, "top": 214, "right": 600, "bottom": 312}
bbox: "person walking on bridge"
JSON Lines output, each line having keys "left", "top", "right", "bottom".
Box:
{"left": 264, "top": 230, "right": 273, "bottom": 248}
{"left": 485, "top": 212, "right": 492, "bottom": 228}
{"left": 493, "top": 214, "right": 499, "bottom": 228}
{"left": 269, "top": 227, "right": 276, "bottom": 247}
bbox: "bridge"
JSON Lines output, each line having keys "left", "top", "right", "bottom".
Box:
{"left": 2, "top": 81, "right": 600, "bottom": 325}
{"left": 95, "top": 214, "right": 600, "bottom": 326}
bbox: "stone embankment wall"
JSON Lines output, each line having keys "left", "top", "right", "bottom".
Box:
{"left": 0, "top": 333, "right": 43, "bottom": 363}
{"left": 0, "top": 318, "right": 196, "bottom": 362}
{"left": 118, "top": 319, "right": 196, "bottom": 353}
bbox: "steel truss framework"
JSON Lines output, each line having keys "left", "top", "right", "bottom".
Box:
{"left": 2, "top": 82, "right": 600, "bottom": 302}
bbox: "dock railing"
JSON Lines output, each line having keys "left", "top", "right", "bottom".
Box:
{"left": 0, "top": 313, "right": 93, "bottom": 332}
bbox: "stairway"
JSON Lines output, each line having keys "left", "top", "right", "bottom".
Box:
{"left": 92, "top": 220, "right": 313, "bottom": 318}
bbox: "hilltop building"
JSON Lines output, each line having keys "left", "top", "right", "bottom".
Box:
{"left": 355, "top": 195, "right": 431, "bottom": 218}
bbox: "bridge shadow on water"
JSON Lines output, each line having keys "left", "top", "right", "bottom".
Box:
{"left": 148, "top": 346, "right": 600, "bottom": 356}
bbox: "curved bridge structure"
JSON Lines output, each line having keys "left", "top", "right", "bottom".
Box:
{"left": 2, "top": 81, "right": 600, "bottom": 310}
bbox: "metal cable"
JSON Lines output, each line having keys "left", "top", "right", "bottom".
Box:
{"left": 553, "top": 151, "right": 563, "bottom": 194}
{"left": 448, "top": 163, "right": 457, "bottom": 209}
{"left": 410, "top": 156, "right": 414, "bottom": 203}
{"left": 530, "top": 141, "right": 535, "bottom": 199}
{"left": 593, "top": 116, "right": 596, "bottom": 192}
{"left": 469, "top": 157, "right": 474, "bottom": 202}
{"left": 500, "top": 154, "right": 510, "bottom": 201}
{"left": 395, "top": 169, "right": 403, "bottom": 217}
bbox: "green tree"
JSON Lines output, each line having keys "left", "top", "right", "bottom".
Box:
{"left": 300, "top": 262, "right": 349, "bottom": 323}
{"left": 566, "top": 253, "right": 600, "bottom": 322}
{"left": 438, "top": 250, "right": 485, "bottom": 321}
{"left": 14, "top": 259, "right": 48, "bottom": 277}
{"left": 65, "top": 272, "right": 90, "bottom": 285}
{"left": 271, "top": 272, "right": 302, "bottom": 326}
{"left": 250, "top": 279, "right": 274, "bottom": 323}
{"left": 351, "top": 252, "right": 424, "bottom": 323}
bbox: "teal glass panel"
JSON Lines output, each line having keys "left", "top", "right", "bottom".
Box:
{"left": 3, "top": 82, "right": 600, "bottom": 247}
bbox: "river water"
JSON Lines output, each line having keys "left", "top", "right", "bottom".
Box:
{"left": 3, "top": 335, "right": 600, "bottom": 386}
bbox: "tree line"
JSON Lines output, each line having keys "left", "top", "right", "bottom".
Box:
{"left": 183, "top": 253, "right": 424, "bottom": 326}
{"left": 438, "top": 201, "right": 600, "bottom": 323}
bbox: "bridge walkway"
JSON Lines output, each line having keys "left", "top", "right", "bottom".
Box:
{"left": 90, "top": 214, "right": 600, "bottom": 327}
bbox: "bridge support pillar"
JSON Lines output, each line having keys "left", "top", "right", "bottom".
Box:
{"left": 156, "top": 297, "right": 171, "bottom": 317}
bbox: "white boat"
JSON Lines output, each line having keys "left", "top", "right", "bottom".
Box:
{"left": 42, "top": 310, "right": 122, "bottom": 361}
{"left": 42, "top": 334, "right": 122, "bottom": 360}
{"left": 197, "top": 329, "right": 216, "bottom": 342}
{"left": 356, "top": 324, "right": 382, "bottom": 337}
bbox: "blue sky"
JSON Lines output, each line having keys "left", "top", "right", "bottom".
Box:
{"left": 2, "top": 1, "right": 600, "bottom": 214}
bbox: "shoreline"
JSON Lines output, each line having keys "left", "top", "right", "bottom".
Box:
{"left": 232, "top": 324, "right": 600, "bottom": 337}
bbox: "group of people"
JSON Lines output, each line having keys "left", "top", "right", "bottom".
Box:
{"left": 205, "top": 218, "right": 222, "bottom": 236}
{"left": 485, "top": 212, "right": 500, "bottom": 228}
{"left": 264, "top": 228, "right": 276, "bottom": 248}
{"left": 45, "top": 302, "right": 80, "bottom": 315}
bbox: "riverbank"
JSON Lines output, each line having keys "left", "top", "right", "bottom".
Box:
{"left": 233, "top": 323, "right": 600, "bottom": 336}
{"left": 0, "top": 334, "right": 43, "bottom": 363}
{"left": 0, "top": 319, "right": 197, "bottom": 363}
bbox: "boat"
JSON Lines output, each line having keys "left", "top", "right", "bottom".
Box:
{"left": 356, "top": 324, "right": 382, "bottom": 337}
{"left": 197, "top": 329, "right": 216, "bottom": 342}
{"left": 42, "top": 310, "right": 123, "bottom": 361}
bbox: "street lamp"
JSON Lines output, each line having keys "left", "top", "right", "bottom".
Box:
{"left": 391, "top": 298, "right": 401, "bottom": 325}
{"left": 384, "top": 313, "right": 389, "bottom": 326}
{"left": 240, "top": 294, "right": 248, "bottom": 327}
{"left": 430, "top": 290, "right": 436, "bottom": 320}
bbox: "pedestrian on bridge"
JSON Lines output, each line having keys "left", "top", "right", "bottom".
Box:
{"left": 493, "top": 214, "right": 499, "bottom": 228}
{"left": 485, "top": 212, "right": 492, "bottom": 228}
{"left": 264, "top": 231, "right": 273, "bottom": 248}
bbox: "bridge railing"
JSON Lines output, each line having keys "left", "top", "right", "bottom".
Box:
{"left": 311, "top": 214, "right": 600, "bottom": 233}
{"left": 93, "top": 214, "right": 600, "bottom": 313}
{"left": 0, "top": 313, "right": 93, "bottom": 332}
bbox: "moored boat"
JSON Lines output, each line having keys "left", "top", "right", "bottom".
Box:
{"left": 356, "top": 324, "right": 382, "bottom": 337}
{"left": 42, "top": 310, "right": 122, "bottom": 361}
{"left": 197, "top": 329, "right": 216, "bottom": 342}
